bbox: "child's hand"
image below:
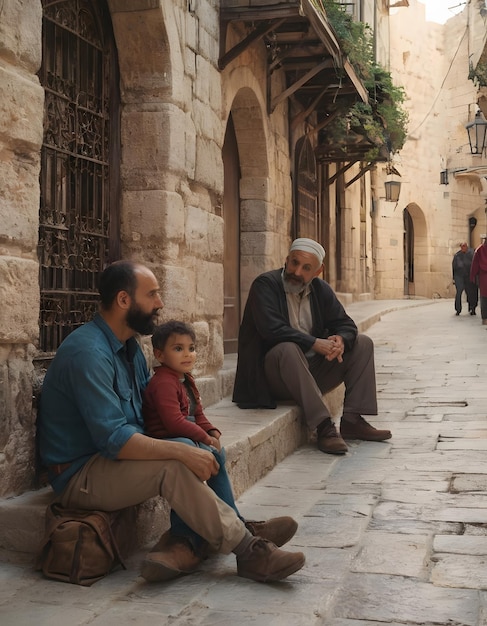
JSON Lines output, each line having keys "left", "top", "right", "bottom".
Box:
{"left": 208, "top": 436, "right": 222, "bottom": 451}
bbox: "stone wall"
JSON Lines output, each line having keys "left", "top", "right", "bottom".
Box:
{"left": 0, "top": 1, "right": 44, "bottom": 495}
{"left": 4, "top": 0, "right": 481, "bottom": 499}
{"left": 0, "top": 0, "right": 295, "bottom": 497}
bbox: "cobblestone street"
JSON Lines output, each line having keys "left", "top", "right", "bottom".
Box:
{"left": 2, "top": 298, "right": 487, "bottom": 625}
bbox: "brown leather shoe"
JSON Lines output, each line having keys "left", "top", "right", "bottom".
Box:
{"left": 245, "top": 516, "right": 298, "bottom": 547}
{"left": 141, "top": 533, "right": 201, "bottom": 582}
{"left": 237, "top": 537, "right": 305, "bottom": 582}
{"left": 340, "top": 415, "right": 392, "bottom": 441}
{"left": 316, "top": 418, "right": 348, "bottom": 454}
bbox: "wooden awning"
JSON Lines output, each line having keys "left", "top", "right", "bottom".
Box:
{"left": 219, "top": 0, "right": 368, "bottom": 124}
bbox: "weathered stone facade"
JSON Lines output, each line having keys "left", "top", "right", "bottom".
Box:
{"left": 388, "top": 0, "right": 487, "bottom": 299}
{"left": 0, "top": 0, "right": 309, "bottom": 497}
{"left": 0, "top": 1, "right": 44, "bottom": 495}
{"left": 4, "top": 0, "right": 485, "bottom": 500}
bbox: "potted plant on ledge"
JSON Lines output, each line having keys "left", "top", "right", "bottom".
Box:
{"left": 312, "top": 0, "right": 409, "bottom": 162}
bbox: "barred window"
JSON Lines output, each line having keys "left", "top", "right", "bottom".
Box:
{"left": 38, "top": 0, "right": 120, "bottom": 352}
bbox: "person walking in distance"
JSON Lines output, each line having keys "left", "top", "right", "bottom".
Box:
{"left": 470, "top": 236, "right": 487, "bottom": 325}
{"left": 452, "top": 241, "right": 478, "bottom": 315}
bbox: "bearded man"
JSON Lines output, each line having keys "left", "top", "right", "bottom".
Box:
{"left": 232, "top": 238, "right": 391, "bottom": 454}
{"left": 38, "top": 260, "right": 304, "bottom": 583}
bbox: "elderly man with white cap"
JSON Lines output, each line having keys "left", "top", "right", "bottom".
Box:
{"left": 232, "top": 237, "right": 391, "bottom": 454}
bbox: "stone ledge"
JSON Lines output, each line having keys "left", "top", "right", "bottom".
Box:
{"left": 0, "top": 400, "right": 308, "bottom": 557}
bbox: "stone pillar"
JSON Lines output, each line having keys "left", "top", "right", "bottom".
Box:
{"left": 0, "top": 1, "right": 44, "bottom": 495}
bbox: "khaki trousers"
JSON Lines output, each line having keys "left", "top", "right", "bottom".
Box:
{"left": 59, "top": 454, "right": 247, "bottom": 554}
{"left": 264, "top": 334, "right": 378, "bottom": 431}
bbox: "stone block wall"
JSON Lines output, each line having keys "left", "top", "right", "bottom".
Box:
{"left": 0, "top": 0, "right": 296, "bottom": 497}
{"left": 0, "top": 1, "right": 44, "bottom": 496}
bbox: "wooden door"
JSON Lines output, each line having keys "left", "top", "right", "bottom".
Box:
{"left": 222, "top": 114, "right": 241, "bottom": 353}
{"left": 403, "top": 208, "right": 415, "bottom": 296}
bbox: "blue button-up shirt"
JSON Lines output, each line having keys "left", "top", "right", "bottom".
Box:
{"left": 38, "top": 313, "right": 150, "bottom": 493}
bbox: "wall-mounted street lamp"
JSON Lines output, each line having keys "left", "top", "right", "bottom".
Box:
{"left": 465, "top": 110, "right": 487, "bottom": 155}
{"left": 384, "top": 164, "right": 401, "bottom": 202}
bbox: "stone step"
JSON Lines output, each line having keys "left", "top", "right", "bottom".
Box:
{"left": 0, "top": 399, "right": 308, "bottom": 558}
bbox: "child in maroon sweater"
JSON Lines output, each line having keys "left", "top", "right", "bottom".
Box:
{"left": 144, "top": 321, "right": 299, "bottom": 553}
{"left": 144, "top": 320, "right": 297, "bottom": 552}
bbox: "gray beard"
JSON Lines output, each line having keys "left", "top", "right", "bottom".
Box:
{"left": 282, "top": 276, "right": 307, "bottom": 295}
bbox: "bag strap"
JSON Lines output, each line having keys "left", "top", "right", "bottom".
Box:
{"left": 80, "top": 512, "right": 127, "bottom": 570}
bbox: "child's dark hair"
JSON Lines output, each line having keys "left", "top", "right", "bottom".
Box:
{"left": 151, "top": 320, "right": 196, "bottom": 351}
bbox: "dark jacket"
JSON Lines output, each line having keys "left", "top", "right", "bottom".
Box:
{"left": 232, "top": 268, "right": 358, "bottom": 409}
{"left": 452, "top": 248, "right": 474, "bottom": 281}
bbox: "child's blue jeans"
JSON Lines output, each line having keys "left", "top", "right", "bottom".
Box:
{"left": 165, "top": 437, "right": 244, "bottom": 553}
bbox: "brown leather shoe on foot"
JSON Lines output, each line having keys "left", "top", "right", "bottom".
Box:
{"left": 141, "top": 534, "right": 201, "bottom": 582}
{"left": 245, "top": 516, "right": 298, "bottom": 547}
{"left": 340, "top": 415, "right": 392, "bottom": 441}
{"left": 237, "top": 537, "right": 305, "bottom": 582}
{"left": 316, "top": 418, "right": 348, "bottom": 454}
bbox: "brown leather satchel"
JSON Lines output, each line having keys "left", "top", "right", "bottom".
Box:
{"left": 37, "top": 503, "right": 127, "bottom": 586}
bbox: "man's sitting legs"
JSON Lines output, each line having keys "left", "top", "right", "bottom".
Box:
{"left": 59, "top": 454, "right": 305, "bottom": 583}
{"left": 264, "top": 336, "right": 391, "bottom": 455}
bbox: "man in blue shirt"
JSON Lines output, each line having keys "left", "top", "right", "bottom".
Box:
{"left": 38, "top": 260, "right": 304, "bottom": 583}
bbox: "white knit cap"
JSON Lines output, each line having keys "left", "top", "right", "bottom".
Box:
{"left": 289, "top": 238, "right": 326, "bottom": 264}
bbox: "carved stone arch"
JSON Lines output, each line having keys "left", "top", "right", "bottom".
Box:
{"left": 226, "top": 87, "right": 271, "bottom": 307}
{"left": 403, "top": 202, "right": 429, "bottom": 297}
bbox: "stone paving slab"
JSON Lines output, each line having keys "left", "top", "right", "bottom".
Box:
{"left": 431, "top": 553, "right": 487, "bottom": 590}
{"left": 433, "top": 535, "right": 487, "bottom": 555}
{"left": 452, "top": 473, "right": 487, "bottom": 492}
{"left": 438, "top": 440, "right": 487, "bottom": 450}
{"left": 350, "top": 530, "right": 432, "bottom": 578}
{"left": 333, "top": 572, "right": 479, "bottom": 625}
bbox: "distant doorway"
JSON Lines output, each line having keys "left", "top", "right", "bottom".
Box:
{"left": 222, "top": 113, "right": 241, "bottom": 353}
{"left": 294, "top": 136, "right": 318, "bottom": 239}
{"left": 403, "top": 208, "right": 414, "bottom": 296}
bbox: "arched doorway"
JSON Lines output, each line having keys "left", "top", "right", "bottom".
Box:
{"left": 223, "top": 86, "right": 270, "bottom": 320}
{"left": 403, "top": 203, "right": 430, "bottom": 297}
{"left": 294, "top": 136, "right": 318, "bottom": 239}
{"left": 222, "top": 113, "right": 241, "bottom": 353}
{"left": 403, "top": 208, "right": 414, "bottom": 296}
{"left": 37, "top": 0, "right": 120, "bottom": 352}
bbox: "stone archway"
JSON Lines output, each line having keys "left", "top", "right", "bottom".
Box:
{"left": 108, "top": 4, "right": 183, "bottom": 263}
{"left": 226, "top": 87, "right": 271, "bottom": 305}
{"left": 403, "top": 203, "right": 430, "bottom": 297}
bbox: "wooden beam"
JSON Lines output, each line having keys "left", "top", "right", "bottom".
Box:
{"left": 218, "top": 18, "right": 287, "bottom": 70}
{"left": 345, "top": 163, "right": 376, "bottom": 187}
{"left": 270, "top": 59, "right": 333, "bottom": 111}
{"left": 220, "top": 5, "right": 300, "bottom": 23}
{"left": 327, "top": 161, "right": 357, "bottom": 185}
{"left": 291, "top": 86, "right": 334, "bottom": 129}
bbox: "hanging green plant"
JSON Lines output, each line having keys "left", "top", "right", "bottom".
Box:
{"left": 310, "top": 0, "right": 409, "bottom": 158}
{"left": 469, "top": 60, "right": 487, "bottom": 87}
